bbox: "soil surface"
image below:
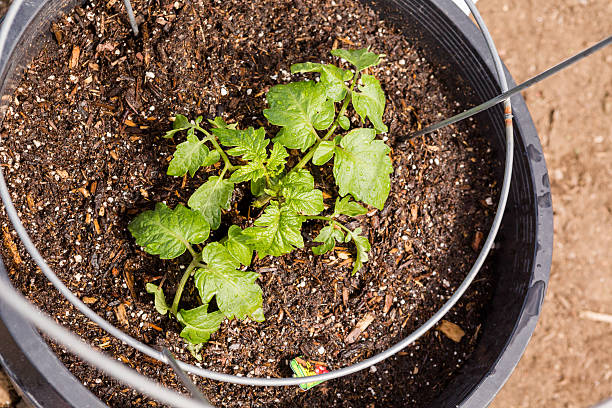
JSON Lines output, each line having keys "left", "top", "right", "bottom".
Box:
{"left": 0, "top": 0, "right": 502, "bottom": 407}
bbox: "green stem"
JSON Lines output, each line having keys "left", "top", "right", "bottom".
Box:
{"left": 219, "top": 163, "right": 229, "bottom": 180}
{"left": 304, "top": 215, "right": 353, "bottom": 236}
{"left": 184, "top": 243, "right": 197, "bottom": 258}
{"left": 170, "top": 254, "right": 201, "bottom": 316}
{"left": 195, "top": 126, "right": 236, "bottom": 171}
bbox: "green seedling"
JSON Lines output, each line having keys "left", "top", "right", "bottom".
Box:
{"left": 129, "top": 48, "right": 392, "bottom": 347}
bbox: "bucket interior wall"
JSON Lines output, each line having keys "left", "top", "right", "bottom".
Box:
{"left": 0, "top": 0, "right": 552, "bottom": 407}
{"left": 365, "top": 1, "right": 551, "bottom": 406}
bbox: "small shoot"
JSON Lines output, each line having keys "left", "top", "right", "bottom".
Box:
{"left": 128, "top": 48, "right": 391, "bottom": 348}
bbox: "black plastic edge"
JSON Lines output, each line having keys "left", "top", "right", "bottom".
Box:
{"left": 0, "top": 257, "right": 106, "bottom": 408}
{"left": 0, "top": 1, "right": 107, "bottom": 407}
{"left": 421, "top": 1, "right": 553, "bottom": 406}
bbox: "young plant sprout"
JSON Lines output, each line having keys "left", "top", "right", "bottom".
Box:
{"left": 128, "top": 48, "right": 392, "bottom": 346}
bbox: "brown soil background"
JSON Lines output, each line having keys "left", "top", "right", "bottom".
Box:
{"left": 0, "top": 0, "right": 611, "bottom": 407}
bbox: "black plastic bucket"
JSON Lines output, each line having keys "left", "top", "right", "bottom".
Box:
{"left": 0, "top": 0, "right": 553, "bottom": 407}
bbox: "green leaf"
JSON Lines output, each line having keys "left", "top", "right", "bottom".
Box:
{"left": 338, "top": 115, "right": 350, "bottom": 130}
{"left": 348, "top": 227, "right": 370, "bottom": 274}
{"left": 267, "top": 142, "right": 289, "bottom": 176}
{"left": 352, "top": 74, "right": 388, "bottom": 133}
{"left": 229, "top": 161, "right": 267, "bottom": 183}
{"left": 201, "top": 242, "right": 241, "bottom": 271}
{"left": 173, "top": 114, "right": 190, "bottom": 129}
{"left": 195, "top": 243, "right": 263, "bottom": 320}
{"left": 264, "top": 81, "right": 334, "bottom": 151}
{"left": 331, "top": 48, "right": 383, "bottom": 72}
{"left": 280, "top": 169, "right": 324, "bottom": 215}
{"left": 290, "top": 62, "right": 352, "bottom": 101}
{"left": 312, "top": 141, "right": 336, "bottom": 165}
{"left": 312, "top": 225, "right": 345, "bottom": 255}
{"left": 186, "top": 343, "right": 204, "bottom": 361}
{"left": 283, "top": 189, "right": 324, "bottom": 215}
{"left": 167, "top": 133, "right": 219, "bottom": 177}
{"left": 145, "top": 283, "right": 169, "bottom": 315}
{"left": 164, "top": 114, "right": 192, "bottom": 138}
{"left": 208, "top": 116, "right": 237, "bottom": 129}
{"left": 128, "top": 203, "right": 209, "bottom": 259}
{"left": 213, "top": 126, "right": 268, "bottom": 161}
{"left": 251, "top": 178, "right": 266, "bottom": 196}
{"left": 333, "top": 128, "right": 392, "bottom": 210}
{"left": 194, "top": 268, "right": 263, "bottom": 321}
{"left": 225, "top": 225, "right": 254, "bottom": 267}
{"left": 243, "top": 201, "right": 304, "bottom": 257}
{"left": 177, "top": 306, "right": 224, "bottom": 344}
{"left": 334, "top": 196, "right": 368, "bottom": 217}
{"left": 213, "top": 126, "right": 272, "bottom": 183}
{"left": 188, "top": 176, "right": 234, "bottom": 230}
{"left": 281, "top": 169, "right": 315, "bottom": 192}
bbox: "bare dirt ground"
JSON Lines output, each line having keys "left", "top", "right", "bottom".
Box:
{"left": 477, "top": 1, "right": 612, "bottom": 407}
{"left": 0, "top": 0, "right": 611, "bottom": 407}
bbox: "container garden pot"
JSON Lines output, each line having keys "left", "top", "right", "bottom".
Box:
{"left": 0, "top": 0, "right": 553, "bottom": 406}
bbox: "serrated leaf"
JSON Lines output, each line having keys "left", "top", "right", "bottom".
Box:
{"left": 229, "top": 161, "right": 267, "bottom": 183}
{"left": 264, "top": 81, "right": 334, "bottom": 151}
{"left": 208, "top": 116, "right": 238, "bottom": 129}
{"left": 243, "top": 201, "right": 304, "bottom": 258}
{"left": 352, "top": 74, "right": 388, "bottom": 133}
{"left": 128, "top": 203, "right": 210, "bottom": 259}
{"left": 331, "top": 48, "right": 383, "bottom": 72}
{"left": 280, "top": 169, "right": 323, "bottom": 215}
{"left": 146, "top": 283, "right": 169, "bottom": 315}
{"left": 177, "top": 306, "right": 224, "bottom": 344}
{"left": 188, "top": 176, "right": 234, "bottom": 230}
{"left": 312, "top": 225, "right": 345, "bottom": 255}
{"left": 202, "top": 242, "right": 241, "bottom": 270}
{"left": 312, "top": 141, "right": 336, "bottom": 165}
{"left": 164, "top": 114, "right": 192, "bottom": 138}
{"left": 267, "top": 142, "right": 289, "bottom": 175}
{"left": 283, "top": 189, "right": 324, "bottom": 215}
{"left": 338, "top": 115, "right": 350, "bottom": 130}
{"left": 174, "top": 114, "right": 190, "bottom": 129}
{"left": 213, "top": 126, "right": 268, "bottom": 160}
{"left": 348, "top": 227, "right": 370, "bottom": 274}
{"left": 281, "top": 169, "right": 314, "bottom": 192}
{"left": 334, "top": 196, "right": 367, "bottom": 217}
{"left": 195, "top": 244, "right": 263, "bottom": 320}
{"left": 291, "top": 62, "right": 352, "bottom": 101}
{"left": 333, "top": 128, "right": 392, "bottom": 210}
{"left": 167, "top": 133, "right": 219, "bottom": 177}
{"left": 225, "top": 225, "right": 254, "bottom": 267}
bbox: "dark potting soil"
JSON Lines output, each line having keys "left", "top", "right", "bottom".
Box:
{"left": 0, "top": 0, "right": 502, "bottom": 406}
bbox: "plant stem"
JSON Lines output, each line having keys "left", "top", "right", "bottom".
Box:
{"left": 170, "top": 254, "right": 201, "bottom": 316}
{"left": 304, "top": 215, "right": 353, "bottom": 236}
{"left": 185, "top": 242, "right": 197, "bottom": 258}
{"left": 219, "top": 163, "right": 229, "bottom": 180}
{"left": 196, "top": 126, "right": 236, "bottom": 171}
